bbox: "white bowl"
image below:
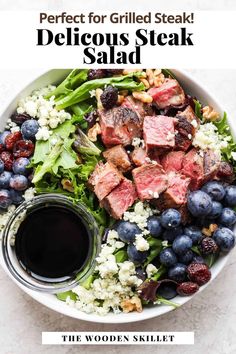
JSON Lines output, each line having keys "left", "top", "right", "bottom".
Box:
{"left": 0, "top": 69, "right": 232, "bottom": 323}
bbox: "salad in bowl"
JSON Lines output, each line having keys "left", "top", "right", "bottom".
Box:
{"left": 0, "top": 68, "right": 235, "bottom": 322}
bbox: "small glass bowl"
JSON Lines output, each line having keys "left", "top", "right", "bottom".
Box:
{"left": 1, "top": 194, "right": 101, "bottom": 293}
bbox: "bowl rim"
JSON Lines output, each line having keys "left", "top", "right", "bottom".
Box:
{"left": 0, "top": 68, "right": 232, "bottom": 323}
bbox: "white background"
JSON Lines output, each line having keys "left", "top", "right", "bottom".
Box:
{"left": 1, "top": 1, "right": 236, "bottom": 354}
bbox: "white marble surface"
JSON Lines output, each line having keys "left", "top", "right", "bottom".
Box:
{"left": 0, "top": 69, "right": 235, "bottom": 354}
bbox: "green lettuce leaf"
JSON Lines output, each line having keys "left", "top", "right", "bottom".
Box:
{"left": 56, "top": 72, "right": 145, "bottom": 110}
{"left": 46, "top": 69, "right": 88, "bottom": 99}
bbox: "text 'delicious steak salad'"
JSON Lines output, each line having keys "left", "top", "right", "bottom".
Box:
{"left": 1, "top": 69, "right": 236, "bottom": 315}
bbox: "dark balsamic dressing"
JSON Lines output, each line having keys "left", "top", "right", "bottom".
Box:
{"left": 15, "top": 206, "right": 90, "bottom": 280}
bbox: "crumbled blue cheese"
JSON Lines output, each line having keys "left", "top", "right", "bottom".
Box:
{"left": 16, "top": 86, "right": 71, "bottom": 141}
{"left": 69, "top": 229, "right": 142, "bottom": 315}
{"left": 146, "top": 264, "right": 158, "bottom": 278}
{"left": 231, "top": 152, "right": 236, "bottom": 161}
{"left": 135, "top": 234, "right": 150, "bottom": 251}
{"left": 193, "top": 122, "right": 228, "bottom": 155}
{"left": 123, "top": 201, "right": 155, "bottom": 231}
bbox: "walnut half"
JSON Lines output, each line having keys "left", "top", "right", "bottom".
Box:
{"left": 202, "top": 106, "right": 220, "bottom": 121}
{"left": 120, "top": 296, "right": 142, "bottom": 313}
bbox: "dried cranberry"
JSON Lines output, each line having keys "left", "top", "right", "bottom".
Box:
{"left": 0, "top": 151, "right": 13, "bottom": 171}
{"left": 10, "top": 112, "right": 32, "bottom": 126}
{"left": 199, "top": 237, "right": 219, "bottom": 255}
{"left": 100, "top": 86, "right": 118, "bottom": 109}
{"left": 88, "top": 69, "right": 106, "bottom": 81}
{"left": 13, "top": 140, "right": 34, "bottom": 158}
{"left": 5, "top": 131, "right": 22, "bottom": 150}
{"left": 106, "top": 69, "right": 123, "bottom": 76}
{"left": 216, "top": 161, "right": 235, "bottom": 183}
{"left": 187, "top": 263, "right": 211, "bottom": 286}
{"left": 177, "top": 282, "right": 199, "bottom": 296}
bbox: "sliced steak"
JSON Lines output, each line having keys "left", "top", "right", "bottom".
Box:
{"left": 103, "top": 145, "right": 131, "bottom": 172}
{"left": 215, "top": 161, "right": 235, "bottom": 183}
{"left": 132, "top": 163, "right": 168, "bottom": 200}
{"left": 130, "top": 146, "right": 147, "bottom": 166}
{"left": 143, "top": 115, "right": 175, "bottom": 155}
{"left": 101, "top": 178, "right": 137, "bottom": 219}
{"left": 99, "top": 106, "right": 142, "bottom": 147}
{"left": 151, "top": 172, "right": 190, "bottom": 209}
{"left": 88, "top": 161, "right": 123, "bottom": 201}
{"left": 148, "top": 79, "right": 185, "bottom": 109}
{"left": 174, "top": 115, "right": 194, "bottom": 151}
{"left": 121, "top": 96, "right": 154, "bottom": 118}
{"left": 164, "top": 172, "right": 191, "bottom": 207}
{"left": 181, "top": 148, "right": 204, "bottom": 190}
{"left": 161, "top": 151, "right": 185, "bottom": 173}
{"left": 203, "top": 149, "right": 221, "bottom": 182}
{"left": 177, "top": 105, "right": 200, "bottom": 133}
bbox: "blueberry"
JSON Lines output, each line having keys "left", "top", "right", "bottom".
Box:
{"left": 136, "top": 267, "right": 147, "bottom": 281}
{"left": 172, "top": 235, "right": 193, "bottom": 255}
{"left": 219, "top": 208, "right": 236, "bottom": 227}
{"left": 208, "top": 201, "right": 223, "bottom": 219}
{"left": 168, "top": 263, "right": 187, "bottom": 283}
{"left": 0, "top": 131, "right": 10, "bottom": 146}
{"left": 187, "top": 191, "right": 213, "bottom": 217}
{"left": 12, "top": 157, "right": 30, "bottom": 176}
{"left": 0, "top": 171, "right": 12, "bottom": 189}
{"left": 0, "top": 159, "right": 4, "bottom": 174}
{"left": 178, "top": 250, "right": 194, "bottom": 265}
{"left": 21, "top": 119, "right": 39, "bottom": 140}
{"left": 9, "top": 174, "right": 28, "bottom": 191}
{"left": 9, "top": 189, "right": 24, "bottom": 205}
{"left": 192, "top": 255, "right": 206, "bottom": 264}
{"left": 184, "top": 226, "right": 202, "bottom": 245}
{"left": 147, "top": 216, "right": 163, "bottom": 238}
{"left": 116, "top": 221, "right": 142, "bottom": 243}
{"left": 162, "top": 226, "right": 183, "bottom": 243}
{"left": 160, "top": 208, "right": 181, "bottom": 229}
{"left": 202, "top": 181, "right": 225, "bottom": 201}
{"left": 0, "top": 189, "right": 12, "bottom": 209}
{"left": 127, "top": 244, "right": 148, "bottom": 264}
{"left": 156, "top": 283, "right": 177, "bottom": 300}
{"left": 224, "top": 185, "right": 236, "bottom": 207}
{"left": 213, "top": 227, "right": 235, "bottom": 252}
{"left": 159, "top": 248, "right": 178, "bottom": 267}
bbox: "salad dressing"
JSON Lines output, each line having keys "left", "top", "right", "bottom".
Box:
{"left": 15, "top": 206, "right": 90, "bottom": 280}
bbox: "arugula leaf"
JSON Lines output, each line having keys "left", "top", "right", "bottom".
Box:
{"left": 144, "top": 237, "right": 162, "bottom": 267}
{"left": 80, "top": 274, "right": 96, "bottom": 290}
{"left": 56, "top": 72, "right": 145, "bottom": 110}
{"left": 73, "top": 128, "right": 101, "bottom": 156}
{"left": 214, "top": 112, "right": 236, "bottom": 171}
{"left": 46, "top": 69, "right": 88, "bottom": 99}
{"left": 162, "top": 69, "right": 176, "bottom": 79}
{"left": 152, "top": 265, "right": 166, "bottom": 281}
{"left": 194, "top": 99, "right": 203, "bottom": 120}
{"left": 32, "top": 141, "right": 63, "bottom": 183}
{"left": 56, "top": 290, "right": 77, "bottom": 302}
{"left": 114, "top": 249, "right": 128, "bottom": 263}
{"left": 204, "top": 253, "right": 219, "bottom": 268}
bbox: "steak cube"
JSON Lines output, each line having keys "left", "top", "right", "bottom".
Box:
{"left": 121, "top": 96, "right": 154, "bottom": 118}
{"left": 103, "top": 145, "right": 131, "bottom": 172}
{"left": 101, "top": 178, "right": 137, "bottom": 219}
{"left": 164, "top": 172, "right": 191, "bottom": 207}
{"left": 203, "top": 149, "right": 221, "bottom": 182}
{"left": 130, "top": 146, "right": 148, "bottom": 166}
{"left": 181, "top": 148, "right": 204, "bottom": 190}
{"left": 161, "top": 151, "right": 185, "bottom": 173}
{"left": 148, "top": 79, "right": 185, "bottom": 109}
{"left": 174, "top": 115, "right": 195, "bottom": 151}
{"left": 88, "top": 161, "right": 123, "bottom": 201}
{"left": 143, "top": 115, "right": 175, "bottom": 155}
{"left": 178, "top": 105, "right": 200, "bottom": 133}
{"left": 132, "top": 163, "right": 168, "bottom": 200}
{"left": 99, "top": 106, "right": 142, "bottom": 147}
